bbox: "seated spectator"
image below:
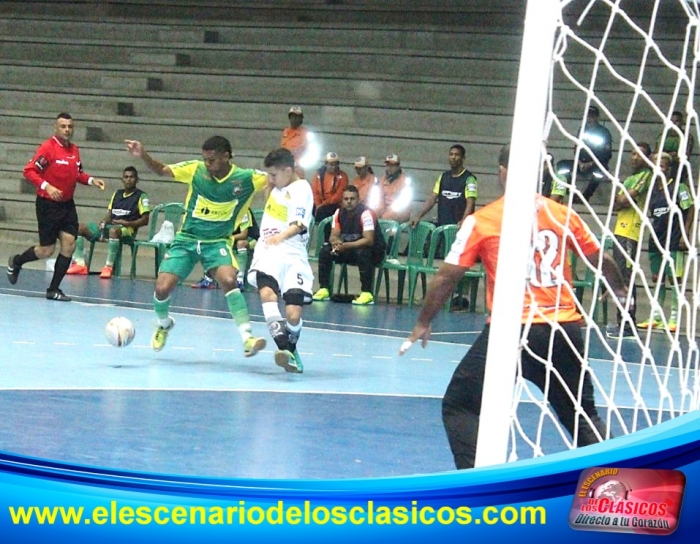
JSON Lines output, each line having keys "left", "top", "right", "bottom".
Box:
{"left": 638, "top": 152, "right": 693, "bottom": 333}
{"left": 312, "top": 186, "right": 386, "bottom": 306}
{"left": 192, "top": 208, "right": 259, "bottom": 289}
{"left": 351, "top": 156, "right": 383, "bottom": 212}
{"left": 280, "top": 106, "right": 309, "bottom": 178}
{"left": 67, "top": 166, "right": 151, "bottom": 279}
{"left": 554, "top": 150, "right": 604, "bottom": 204}
{"left": 379, "top": 154, "right": 413, "bottom": 224}
{"left": 409, "top": 144, "right": 477, "bottom": 228}
{"left": 310, "top": 152, "right": 349, "bottom": 224}
{"left": 580, "top": 105, "right": 613, "bottom": 201}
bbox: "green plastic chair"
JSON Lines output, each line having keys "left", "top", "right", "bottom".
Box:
{"left": 323, "top": 217, "right": 398, "bottom": 297}
{"left": 86, "top": 224, "right": 138, "bottom": 277}
{"left": 305, "top": 214, "right": 315, "bottom": 252}
{"left": 455, "top": 263, "right": 487, "bottom": 314}
{"left": 407, "top": 224, "right": 458, "bottom": 308}
{"left": 308, "top": 215, "right": 332, "bottom": 264}
{"left": 129, "top": 203, "right": 186, "bottom": 280}
{"left": 373, "top": 221, "right": 435, "bottom": 305}
{"left": 570, "top": 250, "right": 608, "bottom": 323}
{"left": 307, "top": 215, "right": 347, "bottom": 295}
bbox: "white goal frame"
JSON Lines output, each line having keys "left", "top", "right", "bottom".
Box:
{"left": 475, "top": 0, "right": 700, "bottom": 467}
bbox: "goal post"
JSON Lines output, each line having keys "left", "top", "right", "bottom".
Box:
{"left": 475, "top": 0, "right": 561, "bottom": 468}
{"left": 476, "top": 0, "right": 700, "bottom": 467}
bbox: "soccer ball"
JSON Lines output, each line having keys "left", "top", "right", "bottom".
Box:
{"left": 105, "top": 317, "right": 136, "bottom": 347}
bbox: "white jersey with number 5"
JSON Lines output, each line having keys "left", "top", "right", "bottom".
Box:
{"left": 248, "top": 178, "right": 314, "bottom": 296}
{"left": 258, "top": 179, "right": 313, "bottom": 258}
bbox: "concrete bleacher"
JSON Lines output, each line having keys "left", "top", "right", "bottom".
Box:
{"left": 0, "top": 0, "right": 694, "bottom": 248}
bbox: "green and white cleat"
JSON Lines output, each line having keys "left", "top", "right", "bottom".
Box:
{"left": 244, "top": 336, "right": 266, "bottom": 358}
{"left": 274, "top": 349, "right": 304, "bottom": 374}
{"left": 151, "top": 318, "right": 175, "bottom": 352}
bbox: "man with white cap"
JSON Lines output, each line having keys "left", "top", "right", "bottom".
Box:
{"left": 378, "top": 153, "right": 413, "bottom": 224}
{"left": 310, "top": 151, "right": 349, "bottom": 225}
{"left": 280, "top": 106, "right": 309, "bottom": 178}
{"left": 351, "top": 156, "right": 383, "bottom": 212}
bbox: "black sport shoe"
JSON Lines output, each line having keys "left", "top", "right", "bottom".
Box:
{"left": 605, "top": 324, "right": 636, "bottom": 340}
{"left": 7, "top": 255, "right": 20, "bottom": 285}
{"left": 46, "top": 289, "right": 71, "bottom": 302}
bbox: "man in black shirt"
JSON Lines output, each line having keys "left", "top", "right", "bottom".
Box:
{"left": 410, "top": 144, "right": 478, "bottom": 228}
{"left": 67, "top": 166, "right": 150, "bottom": 279}
{"left": 312, "top": 186, "right": 386, "bottom": 305}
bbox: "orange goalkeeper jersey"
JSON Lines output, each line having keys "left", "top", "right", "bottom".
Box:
{"left": 445, "top": 195, "right": 600, "bottom": 323}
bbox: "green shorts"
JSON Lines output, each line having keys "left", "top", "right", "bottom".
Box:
{"left": 86, "top": 222, "right": 135, "bottom": 241}
{"left": 648, "top": 250, "right": 685, "bottom": 280}
{"left": 158, "top": 236, "right": 239, "bottom": 279}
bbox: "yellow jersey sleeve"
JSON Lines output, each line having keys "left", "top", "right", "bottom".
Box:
{"left": 168, "top": 160, "right": 200, "bottom": 184}
{"left": 252, "top": 169, "right": 269, "bottom": 192}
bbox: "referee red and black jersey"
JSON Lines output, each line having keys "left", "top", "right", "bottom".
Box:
{"left": 23, "top": 136, "right": 92, "bottom": 201}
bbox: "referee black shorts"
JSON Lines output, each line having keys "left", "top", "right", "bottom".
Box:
{"left": 36, "top": 197, "right": 79, "bottom": 246}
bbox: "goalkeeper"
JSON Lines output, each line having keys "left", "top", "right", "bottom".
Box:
{"left": 400, "top": 143, "right": 628, "bottom": 470}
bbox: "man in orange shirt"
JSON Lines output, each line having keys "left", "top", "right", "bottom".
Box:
{"left": 310, "top": 152, "right": 349, "bottom": 224}
{"left": 351, "top": 156, "right": 382, "bottom": 212}
{"left": 379, "top": 154, "right": 412, "bottom": 223}
{"left": 400, "top": 143, "right": 627, "bottom": 469}
{"left": 280, "top": 106, "right": 308, "bottom": 178}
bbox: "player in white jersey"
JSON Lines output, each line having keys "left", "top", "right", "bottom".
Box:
{"left": 248, "top": 148, "right": 314, "bottom": 373}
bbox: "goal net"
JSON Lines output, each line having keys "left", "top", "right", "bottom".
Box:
{"left": 478, "top": 0, "right": 700, "bottom": 466}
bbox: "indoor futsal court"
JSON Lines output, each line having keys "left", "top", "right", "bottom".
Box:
{"left": 0, "top": 268, "right": 684, "bottom": 479}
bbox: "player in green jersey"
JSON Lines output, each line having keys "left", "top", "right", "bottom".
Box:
{"left": 125, "top": 136, "right": 268, "bottom": 356}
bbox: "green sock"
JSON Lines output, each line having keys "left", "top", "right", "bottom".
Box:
{"left": 73, "top": 236, "right": 86, "bottom": 266}
{"left": 225, "top": 288, "right": 252, "bottom": 342}
{"left": 153, "top": 294, "right": 171, "bottom": 325}
{"left": 106, "top": 239, "right": 119, "bottom": 267}
{"left": 236, "top": 248, "right": 248, "bottom": 279}
{"left": 658, "top": 282, "right": 667, "bottom": 307}
{"left": 670, "top": 288, "right": 678, "bottom": 321}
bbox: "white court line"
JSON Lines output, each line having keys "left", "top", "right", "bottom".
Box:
{"left": 0, "top": 385, "right": 445, "bottom": 399}
{"left": 0, "top": 385, "right": 649, "bottom": 411}
{"left": 0, "top": 291, "right": 475, "bottom": 346}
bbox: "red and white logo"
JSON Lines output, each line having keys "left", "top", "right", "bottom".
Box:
{"left": 569, "top": 467, "right": 685, "bottom": 535}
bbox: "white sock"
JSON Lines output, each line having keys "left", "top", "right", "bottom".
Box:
{"left": 262, "top": 301, "right": 283, "bottom": 323}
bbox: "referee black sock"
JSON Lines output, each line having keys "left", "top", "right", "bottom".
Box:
{"left": 14, "top": 247, "right": 39, "bottom": 267}
{"left": 49, "top": 254, "right": 71, "bottom": 291}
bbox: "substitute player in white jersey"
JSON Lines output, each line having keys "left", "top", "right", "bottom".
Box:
{"left": 248, "top": 148, "right": 314, "bottom": 373}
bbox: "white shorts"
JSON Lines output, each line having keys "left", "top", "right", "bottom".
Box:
{"left": 248, "top": 244, "right": 314, "bottom": 298}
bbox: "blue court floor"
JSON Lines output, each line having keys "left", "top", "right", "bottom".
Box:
{"left": 0, "top": 268, "right": 687, "bottom": 479}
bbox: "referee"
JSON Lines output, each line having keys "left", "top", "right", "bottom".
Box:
{"left": 7, "top": 113, "right": 105, "bottom": 301}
